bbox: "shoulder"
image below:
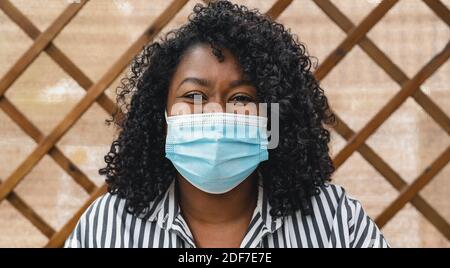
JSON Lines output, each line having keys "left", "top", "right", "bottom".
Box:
{"left": 300, "top": 183, "right": 389, "bottom": 247}
{"left": 64, "top": 192, "right": 128, "bottom": 248}
{"left": 83, "top": 192, "right": 126, "bottom": 222}
{"left": 309, "top": 182, "right": 366, "bottom": 222}
{"left": 313, "top": 183, "right": 353, "bottom": 210}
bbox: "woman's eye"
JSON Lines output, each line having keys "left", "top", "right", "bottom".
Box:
{"left": 183, "top": 92, "right": 205, "bottom": 100}
{"left": 231, "top": 95, "right": 254, "bottom": 104}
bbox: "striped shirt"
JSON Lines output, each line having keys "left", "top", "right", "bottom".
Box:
{"left": 65, "top": 178, "right": 389, "bottom": 248}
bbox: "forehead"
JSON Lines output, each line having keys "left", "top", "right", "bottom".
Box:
{"left": 172, "top": 43, "right": 244, "bottom": 81}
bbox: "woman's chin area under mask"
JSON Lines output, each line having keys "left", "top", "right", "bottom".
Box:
{"left": 176, "top": 172, "right": 259, "bottom": 248}
{"left": 176, "top": 172, "right": 258, "bottom": 221}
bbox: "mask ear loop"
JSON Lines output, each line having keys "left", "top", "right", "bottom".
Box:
{"left": 164, "top": 109, "right": 168, "bottom": 122}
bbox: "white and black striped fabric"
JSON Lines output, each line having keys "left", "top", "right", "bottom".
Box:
{"left": 65, "top": 177, "right": 389, "bottom": 248}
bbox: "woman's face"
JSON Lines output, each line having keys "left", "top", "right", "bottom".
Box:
{"left": 166, "top": 43, "right": 258, "bottom": 116}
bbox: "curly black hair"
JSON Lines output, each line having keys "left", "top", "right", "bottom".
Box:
{"left": 99, "top": 0, "right": 336, "bottom": 218}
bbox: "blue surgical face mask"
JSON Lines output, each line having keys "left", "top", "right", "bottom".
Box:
{"left": 165, "top": 112, "right": 268, "bottom": 194}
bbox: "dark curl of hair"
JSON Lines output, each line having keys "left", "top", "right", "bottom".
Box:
{"left": 100, "top": 0, "right": 336, "bottom": 218}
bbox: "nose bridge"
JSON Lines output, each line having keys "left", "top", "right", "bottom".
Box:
{"left": 204, "top": 89, "right": 226, "bottom": 113}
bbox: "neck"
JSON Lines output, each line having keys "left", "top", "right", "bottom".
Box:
{"left": 177, "top": 172, "right": 258, "bottom": 225}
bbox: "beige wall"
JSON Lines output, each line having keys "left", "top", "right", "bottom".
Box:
{"left": 0, "top": 0, "right": 448, "bottom": 247}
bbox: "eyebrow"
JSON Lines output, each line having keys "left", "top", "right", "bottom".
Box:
{"left": 177, "top": 77, "right": 252, "bottom": 91}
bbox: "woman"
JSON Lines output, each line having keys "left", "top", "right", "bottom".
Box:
{"left": 65, "top": 0, "right": 388, "bottom": 248}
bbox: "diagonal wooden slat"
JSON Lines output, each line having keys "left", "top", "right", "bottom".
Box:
{"left": 0, "top": 0, "right": 117, "bottom": 115}
{"left": 266, "top": 0, "right": 293, "bottom": 19}
{"left": 423, "top": 0, "right": 450, "bottom": 27}
{"left": 0, "top": 0, "right": 190, "bottom": 203}
{"left": 313, "top": 0, "right": 450, "bottom": 135}
{"left": 413, "top": 90, "right": 450, "bottom": 135}
{"left": 46, "top": 0, "right": 294, "bottom": 247}
{"left": 0, "top": 0, "right": 88, "bottom": 97}
{"left": 333, "top": 42, "right": 450, "bottom": 168}
{"left": 334, "top": 115, "right": 450, "bottom": 239}
{"left": 376, "top": 146, "right": 450, "bottom": 227}
{"left": 313, "top": 0, "right": 450, "bottom": 238}
{"left": 0, "top": 98, "right": 96, "bottom": 193}
{"left": 0, "top": 178, "right": 55, "bottom": 238}
{"left": 314, "top": 0, "right": 399, "bottom": 80}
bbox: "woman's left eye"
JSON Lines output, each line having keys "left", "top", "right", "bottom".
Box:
{"left": 230, "top": 95, "right": 254, "bottom": 103}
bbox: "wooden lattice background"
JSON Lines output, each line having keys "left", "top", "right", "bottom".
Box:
{"left": 0, "top": 0, "right": 449, "bottom": 247}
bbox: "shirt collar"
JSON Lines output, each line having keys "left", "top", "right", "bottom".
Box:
{"left": 144, "top": 172, "right": 284, "bottom": 247}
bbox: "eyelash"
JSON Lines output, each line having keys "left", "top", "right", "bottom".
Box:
{"left": 230, "top": 95, "right": 254, "bottom": 103}
{"left": 183, "top": 91, "right": 206, "bottom": 100}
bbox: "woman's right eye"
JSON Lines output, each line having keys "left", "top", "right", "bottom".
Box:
{"left": 183, "top": 92, "right": 205, "bottom": 100}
